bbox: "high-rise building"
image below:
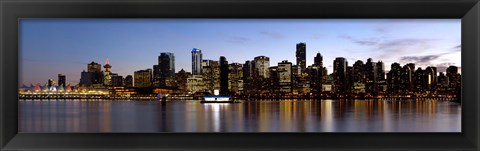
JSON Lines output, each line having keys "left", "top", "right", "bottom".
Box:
{"left": 278, "top": 60, "right": 293, "bottom": 93}
{"left": 365, "top": 58, "right": 377, "bottom": 94}
{"left": 220, "top": 56, "right": 229, "bottom": 95}
{"left": 333, "top": 57, "right": 347, "bottom": 93}
{"left": 58, "top": 74, "right": 66, "bottom": 88}
{"left": 387, "top": 63, "right": 401, "bottom": 94}
{"left": 111, "top": 74, "right": 123, "bottom": 86}
{"left": 124, "top": 75, "right": 133, "bottom": 87}
{"left": 202, "top": 60, "right": 220, "bottom": 93}
{"left": 175, "top": 69, "right": 191, "bottom": 92}
{"left": 228, "top": 63, "right": 243, "bottom": 94}
{"left": 446, "top": 66, "right": 460, "bottom": 89}
{"left": 309, "top": 52, "right": 324, "bottom": 94}
{"left": 103, "top": 58, "right": 112, "bottom": 86}
{"left": 80, "top": 62, "right": 104, "bottom": 86}
{"left": 346, "top": 66, "right": 354, "bottom": 93}
{"left": 134, "top": 69, "right": 152, "bottom": 88}
{"left": 191, "top": 48, "right": 203, "bottom": 75}
{"left": 414, "top": 68, "right": 425, "bottom": 92}
{"left": 425, "top": 66, "right": 437, "bottom": 91}
{"left": 296, "top": 42, "right": 306, "bottom": 72}
{"left": 253, "top": 56, "right": 270, "bottom": 78}
{"left": 87, "top": 61, "right": 101, "bottom": 72}
{"left": 353, "top": 60, "right": 365, "bottom": 83}
{"left": 153, "top": 65, "right": 160, "bottom": 86}
{"left": 314, "top": 52, "right": 323, "bottom": 67}
{"left": 400, "top": 65, "right": 414, "bottom": 93}
{"left": 158, "top": 52, "right": 175, "bottom": 87}
{"left": 269, "top": 66, "right": 280, "bottom": 93}
{"left": 376, "top": 61, "right": 385, "bottom": 81}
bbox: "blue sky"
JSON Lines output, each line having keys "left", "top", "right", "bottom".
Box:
{"left": 20, "top": 19, "right": 461, "bottom": 85}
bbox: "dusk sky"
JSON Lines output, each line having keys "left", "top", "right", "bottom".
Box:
{"left": 20, "top": 19, "right": 461, "bottom": 86}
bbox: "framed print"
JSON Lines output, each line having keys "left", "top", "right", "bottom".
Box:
{"left": 1, "top": 0, "right": 479, "bottom": 150}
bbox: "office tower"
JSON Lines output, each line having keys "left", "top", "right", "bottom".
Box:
{"left": 446, "top": 66, "right": 460, "bottom": 88}
{"left": 307, "top": 65, "right": 322, "bottom": 94}
{"left": 243, "top": 60, "right": 254, "bottom": 95}
{"left": 253, "top": 56, "right": 270, "bottom": 78}
{"left": 110, "top": 74, "right": 123, "bottom": 86}
{"left": 58, "top": 74, "right": 66, "bottom": 89}
{"left": 228, "top": 63, "right": 243, "bottom": 94}
{"left": 202, "top": 60, "right": 220, "bottom": 93}
{"left": 352, "top": 62, "right": 366, "bottom": 94}
{"left": 387, "top": 63, "right": 401, "bottom": 94}
{"left": 414, "top": 68, "right": 425, "bottom": 92}
{"left": 296, "top": 42, "right": 306, "bottom": 73}
{"left": 364, "top": 58, "right": 377, "bottom": 94}
{"left": 425, "top": 66, "right": 437, "bottom": 91}
{"left": 314, "top": 52, "right": 323, "bottom": 67}
{"left": 134, "top": 69, "right": 152, "bottom": 88}
{"left": 124, "top": 75, "right": 133, "bottom": 87}
{"left": 103, "top": 58, "right": 112, "bottom": 86}
{"left": 80, "top": 62, "right": 104, "bottom": 86}
{"left": 87, "top": 61, "right": 101, "bottom": 72}
{"left": 158, "top": 52, "right": 175, "bottom": 87}
{"left": 333, "top": 57, "right": 347, "bottom": 93}
{"left": 153, "top": 65, "right": 160, "bottom": 86}
{"left": 191, "top": 48, "right": 203, "bottom": 75}
{"left": 400, "top": 65, "right": 414, "bottom": 93}
{"left": 376, "top": 61, "right": 386, "bottom": 81}
{"left": 278, "top": 60, "right": 293, "bottom": 93}
{"left": 346, "top": 66, "right": 354, "bottom": 94}
{"left": 353, "top": 60, "right": 365, "bottom": 83}
{"left": 269, "top": 66, "right": 280, "bottom": 93}
{"left": 220, "top": 56, "right": 229, "bottom": 95}
{"left": 175, "top": 69, "right": 191, "bottom": 92}
{"left": 437, "top": 72, "right": 449, "bottom": 89}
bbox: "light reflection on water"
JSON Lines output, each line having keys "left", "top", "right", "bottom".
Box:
{"left": 18, "top": 99, "right": 461, "bottom": 132}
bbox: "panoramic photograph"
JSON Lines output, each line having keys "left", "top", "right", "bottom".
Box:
{"left": 18, "top": 19, "right": 461, "bottom": 132}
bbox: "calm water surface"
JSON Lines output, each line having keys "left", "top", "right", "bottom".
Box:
{"left": 18, "top": 99, "right": 461, "bottom": 132}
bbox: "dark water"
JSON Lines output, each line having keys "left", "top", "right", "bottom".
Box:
{"left": 18, "top": 99, "right": 461, "bottom": 132}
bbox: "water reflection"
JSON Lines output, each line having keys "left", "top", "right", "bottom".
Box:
{"left": 19, "top": 99, "right": 461, "bottom": 132}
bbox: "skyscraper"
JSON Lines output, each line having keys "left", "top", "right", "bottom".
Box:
{"left": 333, "top": 57, "right": 347, "bottom": 93}
{"left": 387, "top": 63, "right": 401, "bottom": 94}
{"left": 220, "top": 56, "right": 229, "bottom": 95}
{"left": 278, "top": 60, "right": 293, "bottom": 93}
{"left": 365, "top": 58, "right": 377, "bottom": 94}
{"left": 253, "top": 56, "right": 270, "bottom": 78}
{"left": 314, "top": 52, "right": 323, "bottom": 67}
{"left": 134, "top": 69, "right": 152, "bottom": 88}
{"left": 296, "top": 42, "right": 306, "bottom": 72}
{"left": 158, "top": 52, "right": 175, "bottom": 87}
{"left": 87, "top": 61, "right": 101, "bottom": 72}
{"left": 80, "top": 62, "right": 103, "bottom": 86}
{"left": 191, "top": 48, "right": 203, "bottom": 75}
{"left": 58, "top": 74, "right": 66, "bottom": 89}
{"left": 124, "top": 75, "right": 133, "bottom": 87}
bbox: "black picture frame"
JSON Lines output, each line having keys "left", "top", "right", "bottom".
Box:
{"left": 1, "top": 0, "right": 479, "bottom": 150}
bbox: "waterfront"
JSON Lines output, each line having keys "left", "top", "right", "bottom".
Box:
{"left": 18, "top": 99, "right": 461, "bottom": 132}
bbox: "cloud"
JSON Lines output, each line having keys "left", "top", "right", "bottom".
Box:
{"left": 453, "top": 44, "right": 461, "bottom": 49}
{"left": 399, "top": 55, "right": 441, "bottom": 65}
{"left": 340, "top": 35, "right": 378, "bottom": 46}
{"left": 259, "top": 31, "right": 285, "bottom": 40}
{"left": 227, "top": 37, "right": 249, "bottom": 44}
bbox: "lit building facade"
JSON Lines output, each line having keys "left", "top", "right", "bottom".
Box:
{"left": 296, "top": 42, "right": 306, "bottom": 73}
{"left": 134, "top": 69, "right": 152, "bottom": 88}
{"left": 191, "top": 48, "right": 203, "bottom": 75}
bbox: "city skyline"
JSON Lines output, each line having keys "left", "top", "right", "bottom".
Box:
{"left": 20, "top": 19, "right": 461, "bottom": 85}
